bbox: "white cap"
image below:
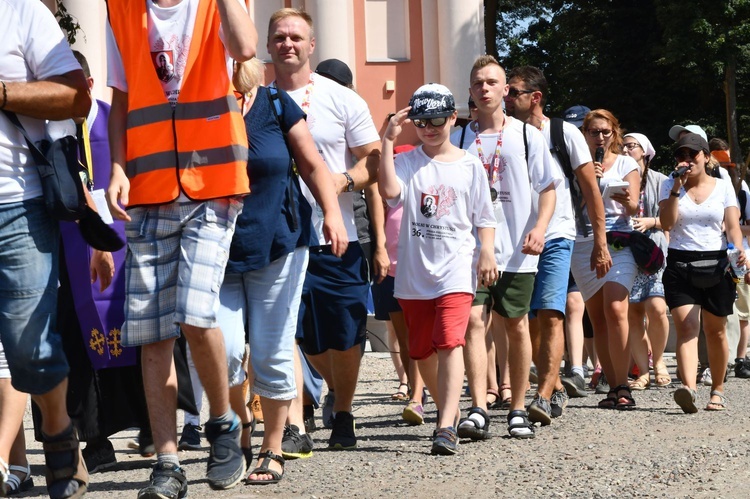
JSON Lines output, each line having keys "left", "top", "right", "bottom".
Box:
{"left": 668, "top": 124, "right": 707, "bottom": 142}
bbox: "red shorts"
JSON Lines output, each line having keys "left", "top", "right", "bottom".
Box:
{"left": 397, "top": 293, "right": 473, "bottom": 360}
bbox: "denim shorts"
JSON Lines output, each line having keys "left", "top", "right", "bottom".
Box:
{"left": 218, "top": 247, "right": 308, "bottom": 399}
{"left": 122, "top": 198, "right": 242, "bottom": 346}
{"left": 629, "top": 268, "right": 665, "bottom": 303}
{"left": 0, "top": 199, "right": 68, "bottom": 394}
{"left": 529, "top": 237, "right": 574, "bottom": 317}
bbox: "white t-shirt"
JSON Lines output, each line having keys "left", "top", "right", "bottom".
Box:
{"left": 0, "top": 0, "right": 82, "bottom": 203}
{"left": 451, "top": 117, "right": 561, "bottom": 273}
{"left": 387, "top": 147, "right": 496, "bottom": 300}
{"left": 577, "top": 154, "right": 639, "bottom": 240}
{"left": 107, "top": 0, "right": 242, "bottom": 105}
{"left": 286, "top": 73, "right": 381, "bottom": 243}
{"left": 659, "top": 176, "right": 738, "bottom": 252}
{"left": 539, "top": 119, "right": 592, "bottom": 241}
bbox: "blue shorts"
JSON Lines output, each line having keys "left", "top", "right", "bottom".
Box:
{"left": 530, "top": 237, "right": 574, "bottom": 317}
{"left": 297, "top": 242, "right": 369, "bottom": 355}
{"left": 122, "top": 198, "right": 242, "bottom": 346}
{"left": 0, "top": 199, "right": 68, "bottom": 394}
{"left": 371, "top": 275, "right": 401, "bottom": 320}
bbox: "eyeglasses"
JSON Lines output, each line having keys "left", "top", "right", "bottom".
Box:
{"left": 506, "top": 88, "right": 535, "bottom": 99}
{"left": 674, "top": 149, "right": 701, "bottom": 162}
{"left": 412, "top": 117, "right": 448, "bottom": 128}
{"left": 587, "top": 129, "right": 613, "bottom": 138}
{"left": 623, "top": 143, "right": 641, "bottom": 151}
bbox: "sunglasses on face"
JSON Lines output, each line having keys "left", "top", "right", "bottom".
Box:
{"left": 587, "top": 129, "right": 613, "bottom": 138}
{"left": 413, "top": 117, "right": 448, "bottom": 128}
{"left": 623, "top": 143, "right": 641, "bottom": 151}
{"left": 505, "top": 88, "right": 535, "bottom": 99}
{"left": 674, "top": 149, "right": 701, "bottom": 162}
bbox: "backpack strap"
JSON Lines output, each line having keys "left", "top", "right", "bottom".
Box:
{"left": 739, "top": 189, "right": 748, "bottom": 224}
{"left": 459, "top": 123, "right": 468, "bottom": 149}
{"left": 266, "top": 86, "right": 299, "bottom": 231}
{"left": 550, "top": 117, "right": 589, "bottom": 237}
{"left": 522, "top": 122, "right": 528, "bottom": 163}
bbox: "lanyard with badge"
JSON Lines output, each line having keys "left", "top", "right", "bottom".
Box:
{"left": 472, "top": 119, "right": 505, "bottom": 202}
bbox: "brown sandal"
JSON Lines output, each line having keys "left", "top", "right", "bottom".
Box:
{"left": 486, "top": 388, "right": 500, "bottom": 407}
{"left": 654, "top": 363, "right": 672, "bottom": 387}
{"left": 629, "top": 374, "right": 650, "bottom": 391}
{"left": 42, "top": 425, "right": 88, "bottom": 499}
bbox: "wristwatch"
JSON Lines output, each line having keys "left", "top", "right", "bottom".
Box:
{"left": 343, "top": 171, "right": 354, "bottom": 192}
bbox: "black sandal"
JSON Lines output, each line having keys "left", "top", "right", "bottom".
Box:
{"left": 245, "top": 451, "right": 285, "bottom": 485}
{"left": 598, "top": 389, "right": 618, "bottom": 409}
{"left": 457, "top": 407, "right": 491, "bottom": 441}
{"left": 614, "top": 384, "right": 636, "bottom": 410}
{"left": 42, "top": 425, "right": 89, "bottom": 499}
{"left": 507, "top": 410, "right": 535, "bottom": 439}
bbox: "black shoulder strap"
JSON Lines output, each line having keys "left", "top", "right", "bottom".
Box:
{"left": 550, "top": 118, "right": 573, "bottom": 177}
{"left": 523, "top": 122, "right": 528, "bottom": 163}
{"left": 739, "top": 189, "right": 747, "bottom": 223}
{"left": 2, "top": 110, "right": 50, "bottom": 168}
{"left": 266, "top": 86, "right": 300, "bottom": 231}
{"left": 459, "top": 123, "right": 468, "bottom": 149}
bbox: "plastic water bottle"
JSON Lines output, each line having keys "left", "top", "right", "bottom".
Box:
{"left": 727, "top": 243, "right": 746, "bottom": 281}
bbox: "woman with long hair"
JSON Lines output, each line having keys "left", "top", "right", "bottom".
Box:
{"left": 659, "top": 133, "right": 745, "bottom": 413}
{"left": 623, "top": 133, "right": 671, "bottom": 389}
{"left": 570, "top": 109, "right": 640, "bottom": 409}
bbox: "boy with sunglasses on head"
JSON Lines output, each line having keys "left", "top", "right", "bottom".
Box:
{"left": 378, "top": 83, "right": 497, "bottom": 455}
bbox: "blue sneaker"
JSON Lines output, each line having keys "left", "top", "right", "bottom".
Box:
{"left": 431, "top": 426, "right": 458, "bottom": 455}
{"left": 204, "top": 414, "right": 245, "bottom": 490}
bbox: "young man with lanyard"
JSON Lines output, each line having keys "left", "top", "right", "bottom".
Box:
{"left": 266, "top": 9, "right": 381, "bottom": 451}
{"left": 504, "top": 66, "right": 611, "bottom": 425}
{"left": 106, "top": 1, "right": 257, "bottom": 497}
{"left": 452, "top": 55, "right": 559, "bottom": 439}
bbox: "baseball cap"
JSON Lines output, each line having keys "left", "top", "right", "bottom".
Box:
{"left": 563, "top": 105, "right": 590, "bottom": 127}
{"left": 668, "top": 124, "right": 707, "bottom": 142}
{"left": 407, "top": 83, "right": 456, "bottom": 120}
{"left": 674, "top": 132, "right": 709, "bottom": 153}
{"left": 315, "top": 59, "right": 353, "bottom": 87}
{"left": 623, "top": 133, "right": 656, "bottom": 160}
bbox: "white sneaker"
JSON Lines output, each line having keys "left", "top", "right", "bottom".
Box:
{"left": 702, "top": 367, "right": 713, "bottom": 386}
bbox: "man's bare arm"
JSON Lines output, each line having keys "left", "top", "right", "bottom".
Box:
{"left": 216, "top": 0, "right": 258, "bottom": 61}
{"left": 2, "top": 70, "right": 90, "bottom": 120}
{"left": 332, "top": 141, "right": 381, "bottom": 194}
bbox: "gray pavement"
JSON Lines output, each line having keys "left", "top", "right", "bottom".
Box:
{"left": 17, "top": 352, "right": 750, "bottom": 498}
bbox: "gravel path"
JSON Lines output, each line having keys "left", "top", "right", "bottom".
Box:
{"left": 19, "top": 353, "right": 750, "bottom": 498}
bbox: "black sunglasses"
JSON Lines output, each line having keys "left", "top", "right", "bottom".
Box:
{"left": 413, "top": 117, "right": 448, "bottom": 128}
{"left": 506, "top": 88, "right": 535, "bottom": 99}
{"left": 674, "top": 148, "right": 702, "bottom": 161}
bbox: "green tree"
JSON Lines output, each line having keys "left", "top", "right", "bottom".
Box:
{"left": 494, "top": 0, "right": 750, "bottom": 173}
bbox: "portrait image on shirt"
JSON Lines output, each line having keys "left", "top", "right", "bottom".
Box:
{"left": 421, "top": 193, "right": 439, "bottom": 218}
{"left": 153, "top": 50, "right": 175, "bottom": 83}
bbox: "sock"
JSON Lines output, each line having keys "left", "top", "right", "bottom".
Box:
{"left": 572, "top": 366, "right": 585, "bottom": 379}
{"left": 458, "top": 411, "right": 486, "bottom": 429}
{"left": 157, "top": 453, "right": 180, "bottom": 468}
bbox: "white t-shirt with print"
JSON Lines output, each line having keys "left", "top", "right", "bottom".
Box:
{"left": 387, "top": 147, "right": 496, "bottom": 300}
{"left": 451, "top": 117, "right": 561, "bottom": 273}
{"left": 577, "top": 154, "right": 639, "bottom": 240}
{"left": 287, "top": 73, "right": 381, "bottom": 244}
{"left": 659, "top": 176, "right": 738, "bottom": 252}
{"left": 539, "top": 119, "right": 592, "bottom": 241}
{"left": 0, "top": 0, "right": 82, "bottom": 203}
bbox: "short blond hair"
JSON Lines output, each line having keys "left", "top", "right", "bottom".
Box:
{"left": 268, "top": 8, "right": 314, "bottom": 40}
{"left": 233, "top": 58, "right": 265, "bottom": 95}
{"left": 470, "top": 55, "right": 505, "bottom": 82}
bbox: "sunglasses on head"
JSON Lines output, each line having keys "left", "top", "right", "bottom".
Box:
{"left": 412, "top": 117, "right": 448, "bottom": 128}
{"left": 674, "top": 148, "right": 701, "bottom": 162}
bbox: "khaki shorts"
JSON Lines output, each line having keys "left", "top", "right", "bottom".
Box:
{"left": 737, "top": 281, "right": 750, "bottom": 320}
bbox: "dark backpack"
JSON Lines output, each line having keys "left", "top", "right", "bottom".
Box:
{"left": 549, "top": 117, "right": 589, "bottom": 236}
{"left": 739, "top": 189, "right": 748, "bottom": 224}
